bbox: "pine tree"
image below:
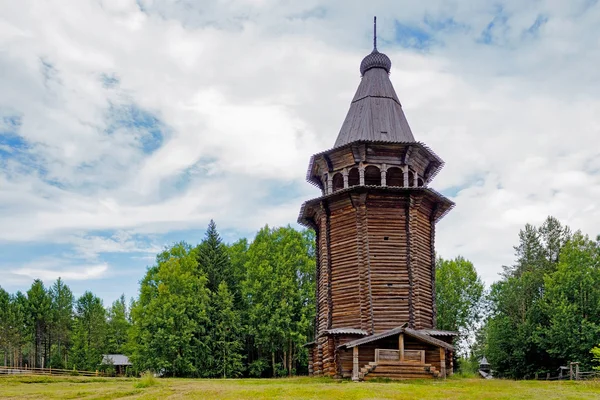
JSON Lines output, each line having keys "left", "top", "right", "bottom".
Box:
{"left": 26, "top": 280, "right": 51, "bottom": 368}
{"left": 70, "top": 292, "right": 107, "bottom": 371}
{"left": 49, "top": 278, "right": 73, "bottom": 368}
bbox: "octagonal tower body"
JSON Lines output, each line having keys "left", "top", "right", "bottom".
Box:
{"left": 299, "top": 43, "right": 454, "bottom": 378}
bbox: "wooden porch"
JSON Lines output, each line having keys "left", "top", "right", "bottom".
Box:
{"left": 340, "top": 326, "right": 454, "bottom": 381}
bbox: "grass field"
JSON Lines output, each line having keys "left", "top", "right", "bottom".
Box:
{"left": 0, "top": 375, "right": 598, "bottom": 399}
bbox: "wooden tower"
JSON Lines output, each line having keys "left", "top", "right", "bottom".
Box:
{"left": 299, "top": 19, "right": 456, "bottom": 380}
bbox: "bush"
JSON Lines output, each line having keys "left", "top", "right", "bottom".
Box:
{"left": 456, "top": 356, "right": 479, "bottom": 376}
{"left": 133, "top": 371, "right": 159, "bottom": 388}
{"left": 248, "top": 359, "right": 268, "bottom": 378}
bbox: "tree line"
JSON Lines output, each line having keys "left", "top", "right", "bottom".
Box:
{"left": 0, "top": 222, "right": 315, "bottom": 377}
{"left": 1, "top": 216, "right": 598, "bottom": 377}
{"left": 474, "top": 216, "right": 600, "bottom": 377}
{"left": 0, "top": 278, "right": 129, "bottom": 372}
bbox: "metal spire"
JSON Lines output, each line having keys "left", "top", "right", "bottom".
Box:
{"left": 373, "top": 16, "right": 377, "bottom": 51}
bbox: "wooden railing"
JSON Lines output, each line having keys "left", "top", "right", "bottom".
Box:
{"left": 0, "top": 366, "right": 103, "bottom": 377}
{"left": 404, "top": 350, "right": 426, "bottom": 363}
{"left": 375, "top": 348, "right": 425, "bottom": 363}
{"left": 375, "top": 349, "right": 400, "bottom": 362}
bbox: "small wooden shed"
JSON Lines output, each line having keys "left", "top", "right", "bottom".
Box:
{"left": 101, "top": 354, "right": 132, "bottom": 376}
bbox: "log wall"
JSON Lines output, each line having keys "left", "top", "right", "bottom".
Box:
{"left": 310, "top": 189, "right": 441, "bottom": 377}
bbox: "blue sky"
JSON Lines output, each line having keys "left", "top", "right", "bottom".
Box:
{"left": 1, "top": 0, "right": 600, "bottom": 305}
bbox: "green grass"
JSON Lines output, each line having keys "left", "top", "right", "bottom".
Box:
{"left": 133, "top": 371, "right": 159, "bottom": 388}
{"left": 0, "top": 375, "right": 598, "bottom": 399}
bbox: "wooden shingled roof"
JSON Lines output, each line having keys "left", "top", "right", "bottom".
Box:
{"left": 334, "top": 64, "right": 415, "bottom": 148}
{"left": 338, "top": 325, "right": 454, "bottom": 351}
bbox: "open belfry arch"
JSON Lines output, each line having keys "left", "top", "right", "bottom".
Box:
{"left": 299, "top": 17, "right": 457, "bottom": 381}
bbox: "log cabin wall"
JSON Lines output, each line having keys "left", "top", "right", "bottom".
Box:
{"left": 315, "top": 191, "right": 436, "bottom": 334}
{"left": 365, "top": 194, "right": 410, "bottom": 332}
{"left": 329, "top": 197, "right": 362, "bottom": 329}
{"left": 315, "top": 206, "right": 330, "bottom": 334}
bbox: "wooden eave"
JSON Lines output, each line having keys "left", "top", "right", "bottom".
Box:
{"left": 419, "top": 329, "right": 459, "bottom": 337}
{"left": 298, "top": 185, "right": 455, "bottom": 227}
{"left": 306, "top": 140, "right": 445, "bottom": 188}
{"left": 321, "top": 328, "right": 369, "bottom": 337}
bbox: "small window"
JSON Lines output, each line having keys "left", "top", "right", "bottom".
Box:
{"left": 332, "top": 173, "right": 344, "bottom": 192}
{"left": 384, "top": 236, "right": 389, "bottom": 241}
{"left": 364, "top": 165, "right": 381, "bottom": 186}
{"left": 387, "top": 167, "right": 404, "bottom": 187}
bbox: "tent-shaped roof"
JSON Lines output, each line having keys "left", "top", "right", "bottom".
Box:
{"left": 333, "top": 48, "right": 415, "bottom": 147}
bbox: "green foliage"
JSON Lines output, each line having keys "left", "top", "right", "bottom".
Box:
{"left": 455, "top": 356, "right": 479, "bottom": 377}
{"left": 27, "top": 279, "right": 52, "bottom": 368}
{"left": 49, "top": 278, "right": 73, "bottom": 368}
{"left": 130, "top": 242, "right": 212, "bottom": 377}
{"left": 537, "top": 232, "right": 600, "bottom": 370}
{"left": 211, "top": 282, "right": 244, "bottom": 378}
{"left": 591, "top": 345, "right": 600, "bottom": 371}
{"left": 2, "top": 221, "right": 316, "bottom": 378}
{"left": 480, "top": 216, "right": 600, "bottom": 378}
{"left": 435, "top": 256, "right": 484, "bottom": 353}
{"left": 248, "top": 358, "right": 269, "bottom": 378}
{"left": 242, "top": 225, "right": 315, "bottom": 377}
{"left": 106, "top": 295, "right": 130, "bottom": 355}
{"left": 197, "top": 220, "right": 231, "bottom": 293}
{"left": 70, "top": 291, "right": 107, "bottom": 371}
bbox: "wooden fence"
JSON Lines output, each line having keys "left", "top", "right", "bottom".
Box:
{"left": 532, "top": 363, "right": 600, "bottom": 381}
{"left": 0, "top": 366, "right": 104, "bottom": 377}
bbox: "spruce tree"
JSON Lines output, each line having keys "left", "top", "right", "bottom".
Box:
{"left": 197, "top": 220, "right": 231, "bottom": 293}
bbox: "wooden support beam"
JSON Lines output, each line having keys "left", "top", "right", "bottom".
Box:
{"left": 439, "top": 347, "right": 446, "bottom": 379}
{"left": 399, "top": 333, "right": 404, "bottom": 361}
{"left": 352, "top": 346, "right": 359, "bottom": 381}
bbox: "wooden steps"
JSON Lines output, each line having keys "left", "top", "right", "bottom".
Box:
{"left": 359, "top": 361, "right": 439, "bottom": 381}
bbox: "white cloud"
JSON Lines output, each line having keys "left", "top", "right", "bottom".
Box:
{"left": 1, "top": 0, "right": 600, "bottom": 293}
{"left": 13, "top": 262, "right": 109, "bottom": 282}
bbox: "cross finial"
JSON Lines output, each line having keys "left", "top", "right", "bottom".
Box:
{"left": 373, "top": 16, "right": 377, "bottom": 50}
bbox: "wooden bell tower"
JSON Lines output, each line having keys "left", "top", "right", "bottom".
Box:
{"left": 299, "top": 18, "right": 455, "bottom": 379}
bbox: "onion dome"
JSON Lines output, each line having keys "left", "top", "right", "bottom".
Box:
{"left": 360, "top": 49, "right": 392, "bottom": 76}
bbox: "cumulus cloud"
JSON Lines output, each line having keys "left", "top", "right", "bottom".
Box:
{"left": 1, "top": 0, "right": 599, "bottom": 299}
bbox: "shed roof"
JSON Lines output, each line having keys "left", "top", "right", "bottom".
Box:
{"left": 339, "top": 325, "right": 454, "bottom": 351}
{"left": 419, "top": 329, "right": 459, "bottom": 337}
{"left": 323, "top": 328, "right": 369, "bottom": 336}
{"left": 101, "top": 354, "right": 132, "bottom": 366}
